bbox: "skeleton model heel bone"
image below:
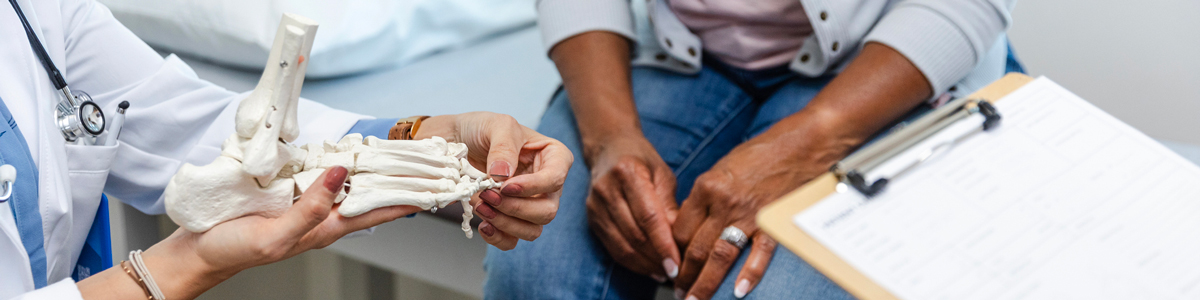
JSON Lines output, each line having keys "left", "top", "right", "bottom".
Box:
{"left": 164, "top": 14, "right": 497, "bottom": 237}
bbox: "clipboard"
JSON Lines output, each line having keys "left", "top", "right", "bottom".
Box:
{"left": 756, "top": 73, "right": 1034, "bottom": 300}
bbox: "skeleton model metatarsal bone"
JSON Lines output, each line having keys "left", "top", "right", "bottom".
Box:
{"left": 164, "top": 14, "right": 496, "bottom": 237}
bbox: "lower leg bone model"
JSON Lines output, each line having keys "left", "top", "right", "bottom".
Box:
{"left": 164, "top": 14, "right": 497, "bottom": 237}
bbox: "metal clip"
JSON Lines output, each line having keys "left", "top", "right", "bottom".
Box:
{"left": 831, "top": 98, "right": 1002, "bottom": 198}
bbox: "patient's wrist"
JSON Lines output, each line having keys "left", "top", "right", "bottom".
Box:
{"left": 758, "top": 109, "right": 862, "bottom": 168}
{"left": 575, "top": 110, "right": 644, "bottom": 149}
{"left": 579, "top": 130, "right": 650, "bottom": 164}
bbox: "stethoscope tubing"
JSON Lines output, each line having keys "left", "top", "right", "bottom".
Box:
{"left": 9, "top": 0, "right": 68, "bottom": 90}
{"left": 2, "top": 0, "right": 112, "bottom": 202}
{"left": 8, "top": 0, "right": 107, "bottom": 143}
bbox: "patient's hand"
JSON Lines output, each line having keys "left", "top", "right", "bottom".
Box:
{"left": 672, "top": 42, "right": 932, "bottom": 300}
{"left": 672, "top": 126, "right": 838, "bottom": 300}
{"left": 584, "top": 134, "right": 681, "bottom": 282}
{"left": 418, "top": 112, "right": 572, "bottom": 250}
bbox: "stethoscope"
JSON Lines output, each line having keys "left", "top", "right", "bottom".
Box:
{"left": 0, "top": 165, "right": 13, "bottom": 202}
{"left": 9, "top": 0, "right": 106, "bottom": 144}
{"left": 1, "top": 0, "right": 112, "bottom": 202}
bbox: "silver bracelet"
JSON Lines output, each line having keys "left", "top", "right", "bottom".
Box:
{"left": 129, "top": 250, "right": 167, "bottom": 300}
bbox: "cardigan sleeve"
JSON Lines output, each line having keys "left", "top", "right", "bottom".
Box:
{"left": 864, "top": 0, "right": 1016, "bottom": 95}
{"left": 536, "top": 0, "right": 638, "bottom": 54}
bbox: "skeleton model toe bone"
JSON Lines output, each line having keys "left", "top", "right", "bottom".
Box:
{"left": 164, "top": 14, "right": 496, "bottom": 237}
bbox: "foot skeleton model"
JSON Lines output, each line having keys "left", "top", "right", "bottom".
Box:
{"left": 164, "top": 14, "right": 496, "bottom": 237}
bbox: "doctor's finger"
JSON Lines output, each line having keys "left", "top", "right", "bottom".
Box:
{"left": 334, "top": 205, "right": 423, "bottom": 236}
{"left": 479, "top": 220, "right": 519, "bottom": 250}
{"left": 500, "top": 140, "right": 571, "bottom": 198}
{"left": 483, "top": 115, "right": 525, "bottom": 180}
{"left": 299, "top": 205, "right": 423, "bottom": 250}
{"left": 475, "top": 203, "right": 542, "bottom": 241}
{"left": 479, "top": 189, "right": 557, "bottom": 225}
{"left": 279, "top": 166, "right": 346, "bottom": 239}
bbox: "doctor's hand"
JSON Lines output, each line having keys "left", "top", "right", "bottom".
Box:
{"left": 78, "top": 167, "right": 421, "bottom": 299}
{"left": 167, "top": 166, "right": 422, "bottom": 275}
{"left": 417, "top": 112, "right": 572, "bottom": 250}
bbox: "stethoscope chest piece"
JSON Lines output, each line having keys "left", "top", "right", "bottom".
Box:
{"left": 56, "top": 89, "right": 104, "bottom": 143}
{"left": 8, "top": 0, "right": 106, "bottom": 144}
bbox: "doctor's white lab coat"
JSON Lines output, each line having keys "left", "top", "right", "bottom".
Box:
{"left": 0, "top": 0, "right": 369, "bottom": 298}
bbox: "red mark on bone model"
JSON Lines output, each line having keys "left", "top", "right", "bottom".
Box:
{"left": 298, "top": 55, "right": 305, "bottom": 65}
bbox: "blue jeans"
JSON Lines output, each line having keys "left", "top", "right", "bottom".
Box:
{"left": 483, "top": 58, "right": 852, "bottom": 299}
{"left": 483, "top": 48, "right": 1025, "bottom": 300}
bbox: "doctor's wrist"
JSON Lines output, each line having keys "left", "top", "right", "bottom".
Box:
{"left": 408, "top": 115, "right": 453, "bottom": 141}
{"left": 410, "top": 114, "right": 457, "bottom": 141}
{"left": 141, "top": 238, "right": 237, "bottom": 299}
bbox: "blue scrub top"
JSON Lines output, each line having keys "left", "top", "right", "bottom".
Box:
{"left": 0, "top": 96, "right": 49, "bottom": 287}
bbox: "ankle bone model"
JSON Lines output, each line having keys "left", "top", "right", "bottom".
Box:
{"left": 163, "top": 14, "right": 497, "bottom": 237}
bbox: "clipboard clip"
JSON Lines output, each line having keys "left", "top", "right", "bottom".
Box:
{"left": 831, "top": 98, "right": 1001, "bottom": 198}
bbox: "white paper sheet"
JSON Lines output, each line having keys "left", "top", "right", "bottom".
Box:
{"left": 795, "top": 77, "right": 1200, "bottom": 300}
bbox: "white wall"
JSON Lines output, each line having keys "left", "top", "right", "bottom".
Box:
{"left": 1008, "top": 0, "right": 1200, "bottom": 144}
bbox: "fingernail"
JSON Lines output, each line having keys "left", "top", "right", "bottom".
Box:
{"left": 324, "top": 166, "right": 348, "bottom": 192}
{"left": 490, "top": 161, "right": 511, "bottom": 178}
{"left": 663, "top": 259, "right": 679, "bottom": 279}
{"left": 651, "top": 274, "right": 666, "bottom": 283}
{"left": 674, "top": 288, "right": 685, "bottom": 300}
{"left": 480, "top": 222, "right": 496, "bottom": 237}
{"left": 501, "top": 184, "right": 523, "bottom": 196}
{"left": 734, "top": 279, "right": 750, "bottom": 299}
{"left": 685, "top": 295, "right": 698, "bottom": 300}
{"left": 481, "top": 189, "right": 503, "bottom": 206}
{"left": 476, "top": 203, "right": 497, "bottom": 219}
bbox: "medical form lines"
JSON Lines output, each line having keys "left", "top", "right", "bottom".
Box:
{"left": 967, "top": 94, "right": 1107, "bottom": 297}
{"left": 863, "top": 90, "right": 1102, "bottom": 293}
{"left": 917, "top": 88, "right": 1176, "bottom": 299}
{"left": 971, "top": 148, "right": 1171, "bottom": 299}
{"left": 904, "top": 140, "right": 1089, "bottom": 296}
{"left": 795, "top": 78, "right": 1200, "bottom": 300}
{"left": 1125, "top": 166, "right": 1200, "bottom": 294}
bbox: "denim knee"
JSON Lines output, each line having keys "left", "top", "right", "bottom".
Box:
{"left": 707, "top": 247, "right": 852, "bottom": 300}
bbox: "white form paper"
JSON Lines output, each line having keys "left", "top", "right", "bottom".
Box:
{"left": 794, "top": 77, "right": 1200, "bottom": 300}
